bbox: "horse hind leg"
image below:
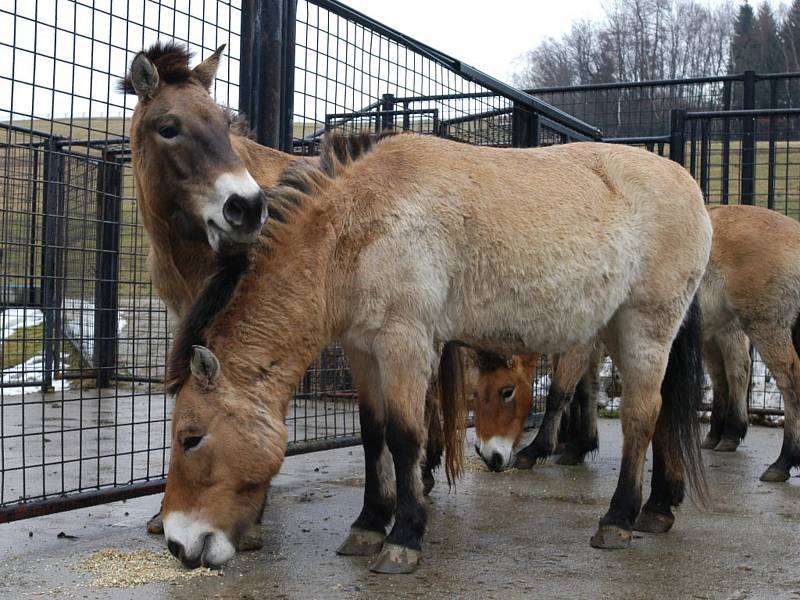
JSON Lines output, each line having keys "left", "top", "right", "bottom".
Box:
{"left": 337, "top": 349, "right": 395, "bottom": 557}
{"left": 749, "top": 327, "right": 800, "bottom": 482}
{"left": 593, "top": 299, "right": 705, "bottom": 549}
{"left": 556, "top": 349, "right": 602, "bottom": 465}
{"left": 714, "top": 327, "right": 750, "bottom": 452}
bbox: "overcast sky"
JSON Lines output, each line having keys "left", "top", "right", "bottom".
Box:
{"left": 0, "top": 0, "right": 778, "bottom": 122}
{"left": 343, "top": 0, "right": 608, "bottom": 84}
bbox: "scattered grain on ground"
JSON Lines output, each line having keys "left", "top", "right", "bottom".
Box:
{"left": 76, "top": 548, "right": 222, "bottom": 588}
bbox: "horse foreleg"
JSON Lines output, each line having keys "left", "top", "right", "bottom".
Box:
{"left": 556, "top": 358, "right": 601, "bottom": 465}
{"left": 422, "top": 382, "right": 444, "bottom": 496}
{"left": 701, "top": 336, "right": 728, "bottom": 450}
{"left": 368, "top": 334, "right": 430, "bottom": 575}
{"left": 337, "top": 349, "right": 395, "bottom": 556}
{"left": 515, "top": 344, "right": 595, "bottom": 469}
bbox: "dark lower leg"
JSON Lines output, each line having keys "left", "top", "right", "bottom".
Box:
{"left": 516, "top": 386, "right": 571, "bottom": 467}
{"left": 351, "top": 405, "right": 394, "bottom": 534}
{"left": 384, "top": 422, "right": 427, "bottom": 552}
{"left": 421, "top": 388, "right": 443, "bottom": 496}
{"left": 558, "top": 376, "right": 600, "bottom": 465}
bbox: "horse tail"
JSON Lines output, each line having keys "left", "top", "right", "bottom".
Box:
{"left": 659, "top": 294, "right": 709, "bottom": 507}
{"left": 439, "top": 342, "right": 467, "bottom": 486}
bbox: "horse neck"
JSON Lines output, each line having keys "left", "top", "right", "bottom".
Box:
{"left": 231, "top": 136, "right": 300, "bottom": 187}
{"left": 206, "top": 209, "right": 343, "bottom": 417}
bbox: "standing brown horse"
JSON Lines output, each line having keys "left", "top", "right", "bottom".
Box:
{"left": 474, "top": 204, "right": 800, "bottom": 484}
{"left": 121, "top": 42, "right": 445, "bottom": 544}
{"left": 159, "top": 130, "right": 711, "bottom": 573}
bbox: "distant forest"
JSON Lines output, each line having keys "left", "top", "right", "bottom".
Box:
{"left": 513, "top": 1, "right": 800, "bottom": 87}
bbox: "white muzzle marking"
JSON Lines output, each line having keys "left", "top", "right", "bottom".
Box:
{"left": 163, "top": 511, "right": 236, "bottom": 567}
{"left": 476, "top": 435, "right": 516, "bottom": 470}
{"left": 202, "top": 169, "right": 264, "bottom": 252}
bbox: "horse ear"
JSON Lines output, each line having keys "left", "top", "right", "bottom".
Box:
{"left": 190, "top": 345, "right": 220, "bottom": 388}
{"left": 512, "top": 353, "right": 540, "bottom": 375}
{"left": 193, "top": 44, "right": 226, "bottom": 90}
{"left": 129, "top": 51, "right": 160, "bottom": 99}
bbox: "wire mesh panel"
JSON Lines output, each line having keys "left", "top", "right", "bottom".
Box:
{"left": 528, "top": 74, "right": 800, "bottom": 139}
{"left": 0, "top": 0, "right": 243, "bottom": 520}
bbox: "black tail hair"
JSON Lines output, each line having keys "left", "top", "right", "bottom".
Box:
{"left": 660, "top": 295, "right": 709, "bottom": 506}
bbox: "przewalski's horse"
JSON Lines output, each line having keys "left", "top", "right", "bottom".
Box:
{"left": 160, "top": 131, "right": 711, "bottom": 573}
{"left": 473, "top": 204, "right": 800, "bottom": 485}
{"left": 120, "top": 42, "right": 445, "bottom": 543}
{"left": 700, "top": 204, "right": 800, "bottom": 482}
{"left": 474, "top": 347, "right": 603, "bottom": 471}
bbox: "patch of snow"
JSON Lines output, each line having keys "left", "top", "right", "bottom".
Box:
{"left": 1, "top": 308, "right": 44, "bottom": 339}
{"left": 1, "top": 353, "right": 70, "bottom": 395}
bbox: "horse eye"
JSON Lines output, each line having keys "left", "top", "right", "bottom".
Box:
{"left": 158, "top": 125, "right": 179, "bottom": 139}
{"left": 182, "top": 435, "right": 204, "bottom": 452}
{"left": 500, "top": 386, "right": 515, "bottom": 402}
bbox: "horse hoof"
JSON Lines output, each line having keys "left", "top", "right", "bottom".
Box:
{"left": 590, "top": 525, "right": 632, "bottom": 549}
{"left": 513, "top": 454, "right": 536, "bottom": 470}
{"left": 714, "top": 438, "right": 740, "bottom": 453}
{"left": 760, "top": 466, "right": 790, "bottom": 483}
{"left": 146, "top": 512, "right": 164, "bottom": 535}
{"left": 237, "top": 524, "right": 264, "bottom": 551}
{"left": 555, "top": 451, "right": 585, "bottom": 466}
{"left": 633, "top": 511, "right": 674, "bottom": 534}
{"left": 368, "top": 543, "right": 421, "bottom": 574}
{"left": 336, "top": 527, "right": 386, "bottom": 556}
{"left": 701, "top": 435, "right": 720, "bottom": 450}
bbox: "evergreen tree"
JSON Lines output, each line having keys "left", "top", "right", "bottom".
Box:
{"left": 730, "top": 2, "right": 759, "bottom": 73}
{"left": 780, "top": 0, "right": 800, "bottom": 71}
{"left": 756, "top": 3, "right": 783, "bottom": 73}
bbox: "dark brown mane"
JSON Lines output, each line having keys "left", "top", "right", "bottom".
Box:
{"left": 165, "top": 251, "right": 250, "bottom": 394}
{"left": 119, "top": 41, "right": 196, "bottom": 95}
{"left": 319, "top": 130, "right": 399, "bottom": 177}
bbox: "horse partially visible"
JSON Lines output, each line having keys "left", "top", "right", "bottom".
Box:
{"left": 472, "top": 204, "right": 800, "bottom": 485}
{"left": 159, "top": 131, "right": 711, "bottom": 573}
{"left": 474, "top": 347, "right": 603, "bottom": 471}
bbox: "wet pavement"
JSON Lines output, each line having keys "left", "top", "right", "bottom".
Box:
{"left": 1, "top": 418, "right": 799, "bottom": 600}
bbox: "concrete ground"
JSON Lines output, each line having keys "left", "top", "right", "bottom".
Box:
{"left": 1, "top": 419, "right": 800, "bottom": 600}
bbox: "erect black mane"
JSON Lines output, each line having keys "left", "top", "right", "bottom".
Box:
{"left": 165, "top": 251, "right": 250, "bottom": 394}
{"left": 119, "top": 40, "right": 196, "bottom": 95}
{"left": 318, "top": 130, "right": 399, "bottom": 176}
{"left": 475, "top": 349, "right": 511, "bottom": 374}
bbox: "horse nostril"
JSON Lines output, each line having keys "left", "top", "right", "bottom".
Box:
{"left": 223, "top": 194, "right": 246, "bottom": 227}
{"left": 167, "top": 539, "right": 184, "bottom": 561}
{"left": 223, "top": 193, "right": 264, "bottom": 230}
{"left": 489, "top": 452, "right": 504, "bottom": 472}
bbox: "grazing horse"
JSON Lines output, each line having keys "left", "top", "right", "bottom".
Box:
{"left": 121, "top": 42, "right": 443, "bottom": 542}
{"left": 473, "top": 204, "right": 800, "bottom": 484}
{"left": 160, "top": 131, "right": 711, "bottom": 573}
{"left": 474, "top": 347, "right": 603, "bottom": 471}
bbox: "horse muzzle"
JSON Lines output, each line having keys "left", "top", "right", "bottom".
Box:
{"left": 163, "top": 512, "right": 236, "bottom": 569}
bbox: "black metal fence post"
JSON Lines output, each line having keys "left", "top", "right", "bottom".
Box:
{"left": 380, "top": 93, "right": 395, "bottom": 131}
{"left": 511, "top": 104, "right": 540, "bottom": 148}
{"left": 767, "top": 79, "right": 777, "bottom": 210}
{"left": 40, "top": 138, "right": 65, "bottom": 392}
{"left": 93, "top": 154, "right": 121, "bottom": 388}
{"left": 721, "top": 79, "right": 732, "bottom": 204}
{"left": 669, "top": 108, "right": 686, "bottom": 166}
{"left": 240, "top": 0, "right": 297, "bottom": 151}
{"left": 741, "top": 70, "right": 756, "bottom": 205}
